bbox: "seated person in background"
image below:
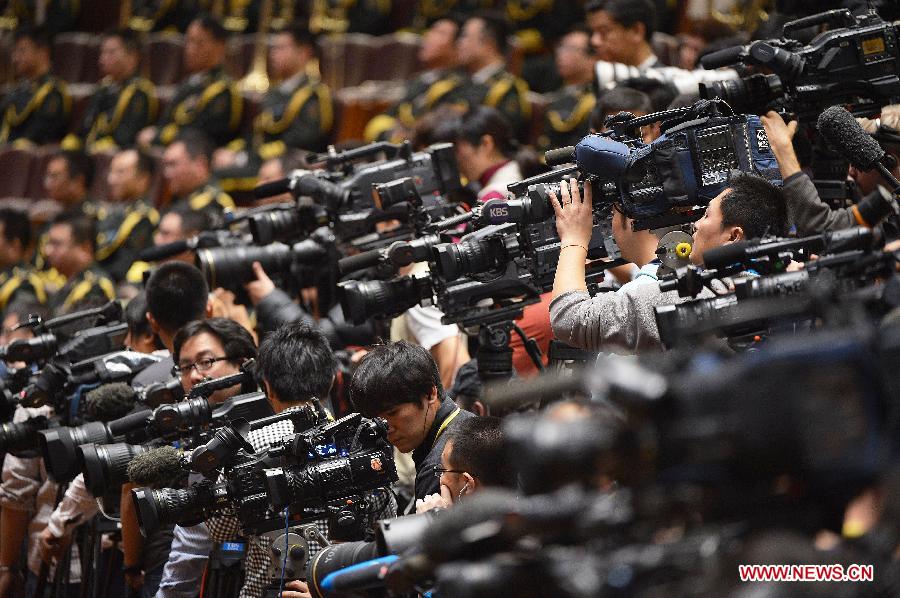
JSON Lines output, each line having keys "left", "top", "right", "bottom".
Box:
{"left": 350, "top": 341, "right": 475, "bottom": 503}
{"left": 591, "top": 86, "right": 657, "bottom": 142}
{"left": 761, "top": 109, "right": 900, "bottom": 238}
{"left": 549, "top": 174, "right": 788, "bottom": 353}
{"left": 62, "top": 28, "right": 157, "bottom": 152}
{"left": 138, "top": 15, "right": 242, "bottom": 148}
{"left": 538, "top": 25, "right": 598, "bottom": 153}
{"left": 0, "top": 208, "right": 46, "bottom": 315}
{"left": 162, "top": 130, "right": 235, "bottom": 228}
{"left": 586, "top": 0, "right": 659, "bottom": 69}
{"left": 215, "top": 23, "right": 333, "bottom": 190}
{"left": 44, "top": 212, "right": 115, "bottom": 316}
{"left": 457, "top": 11, "right": 531, "bottom": 141}
{"left": 0, "top": 26, "right": 70, "bottom": 146}
{"left": 365, "top": 16, "right": 473, "bottom": 143}
{"left": 125, "top": 207, "right": 211, "bottom": 286}
{"left": 416, "top": 416, "right": 507, "bottom": 513}
{"left": 97, "top": 148, "right": 160, "bottom": 285}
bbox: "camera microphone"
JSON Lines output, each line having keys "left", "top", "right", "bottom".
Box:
{"left": 817, "top": 105, "right": 888, "bottom": 172}
{"left": 127, "top": 445, "right": 189, "bottom": 488}
{"left": 85, "top": 383, "right": 138, "bottom": 422}
{"left": 544, "top": 146, "right": 576, "bottom": 167}
{"left": 699, "top": 45, "right": 746, "bottom": 70}
{"left": 138, "top": 240, "right": 191, "bottom": 262}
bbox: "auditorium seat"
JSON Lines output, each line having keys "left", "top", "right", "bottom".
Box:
{"left": 26, "top": 146, "right": 58, "bottom": 200}
{"left": 369, "top": 32, "right": 422, "bottom": 83}
{"left": 144, "top": 33, "right": 184, "bottom": 86}
{"left": 333, "top": 85, "right": 396, "bottom": 143}
{"left": 53, "top": 33, "right": 91, "bottom": 83}
{"left": 73, "top": 0, "right": 121, "bottom": 33}
{"left": 342, "top": 34, "right": 375, "bottom": 89}
{"left": 0, "top": 148, "right": 33, "bottom": 198}
{"left": 318, "top": 35, "right": 347, "bottom": 90}
{"left": 90, "top": 150, "right": 115, "bottom": 201}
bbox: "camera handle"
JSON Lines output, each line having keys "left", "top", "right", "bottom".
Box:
{"left": 476, "top": 320, "right": 543, "bottom": 385}
{"left": 265, "top": 524, "right": 329, "bottom": 595}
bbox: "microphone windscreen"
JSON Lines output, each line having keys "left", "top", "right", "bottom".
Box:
{"left": 544, "top": 146, "right": 576, "bottom": 166}
{"left": 699, "top": 45, "right": 745, "bottom": 70}
{"left": 85, "top": 383, "right": 137, "bottom": 422}
{"left": 817, "top": 106, "right": 885, "bottom": 171}
{"left": 127, "top": 446, "right": 188, "bottom": 488}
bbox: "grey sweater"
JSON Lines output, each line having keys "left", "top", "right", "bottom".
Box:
{"left": 550, "top": 269, "right": 715, "bottom": 354}
{"left": 783, "top": 172, "right": 856, "bottom": 237}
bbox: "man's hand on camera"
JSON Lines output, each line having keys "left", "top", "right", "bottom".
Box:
{"left": 551, "top": 178, "right": 593, "bottom": 248}
{"left": 761, "top": 111, "right": 801, "bottom": 178}
{"left": 245, "top": 261, "right": 277, "bottom": 306}
{"left": 37, "top": 527, "right": 67, "bottom": 564}
{"left": 281, "top": 579, "right": 312, "bottom": 598}
{"left": 416, "top": 484, "right": 453, "bottom": 513}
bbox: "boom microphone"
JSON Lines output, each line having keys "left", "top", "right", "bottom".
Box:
{"left": 544, "top": 146, "right": 576, "bottom": 167}
{"left": 127, "top": 445, "right": 189, "bottom": 488}
{"left": 85, "top": 383, "right": 137, "bottom": 422}
{"left": 817, "top": 105, "right": 886, "bottom": 171}
{"left": 138, "top": 240, "right": 190, "bottom": 262}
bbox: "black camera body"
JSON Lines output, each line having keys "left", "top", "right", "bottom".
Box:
{"left": 701, "top": 8, "right": 900, "bottom": 119}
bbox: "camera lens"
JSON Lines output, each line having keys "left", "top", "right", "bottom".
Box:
{"left": 196, "top": 244, "right": 294, "bottom": 289}
{"left": 306, "top": 541, "right": 381, "bottom": 598}
{"left": 132, "top": 484, "right": 215, "bottom": 535}
{"left": 79, "top": 442, "right": 151, "bottom": 497}
{"left": 40, "top": 421, "right": 113, "bottom": 483}
{"left": 248, "top": 210, "right": 303, "bottom": 245}
{"left": 339, "top": 278, "right": 429, "bottom": 325}
{"left": 704, "top": 74, "right": 782, "bottom": 114}
{"left": 0, "top": 417, "right": 49, "bottom": 456}
{"left": 151, "top": 397, "right": 212, "bottom": 436}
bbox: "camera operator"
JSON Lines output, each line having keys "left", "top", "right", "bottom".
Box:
{"left": 148, "top": 319, "right": 257, "bottom": 597}
{"left": 761, "top": 109, "right": 899, "bottom": 238}
{"left": 586, "top": 0, "right": 659, "bottom": 69}
{"left": 549, "top": 175, "right": 788, "bottom": 353}
{"left": 350, "top": 341, "right": 475, "bottom": 504}
{"left": 415, "top": 416, "right": 506, "bottom": 513}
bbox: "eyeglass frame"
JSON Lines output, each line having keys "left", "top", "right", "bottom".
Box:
{"left": 433, "top": 465, "right": 467, "bottom": 478}
{"left": 172, "top": 356, "right": 232, "bottom": 376}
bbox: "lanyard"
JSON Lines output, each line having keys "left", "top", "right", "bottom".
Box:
{"left": 431, "top": 407, "right": 461, "bottom": 450}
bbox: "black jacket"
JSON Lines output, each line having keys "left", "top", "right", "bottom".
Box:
{"left": 411, "top": 397, "right": 475, "bottom": 501}
{"left": 255, "top": 288, "right": 375, "bottom": 349}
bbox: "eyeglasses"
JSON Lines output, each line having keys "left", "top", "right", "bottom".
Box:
{"left": 172, "top": 356, "right": 231, "bottom": 376}
{"left": 433, "top": 466, "right": 466, "bottom": 478}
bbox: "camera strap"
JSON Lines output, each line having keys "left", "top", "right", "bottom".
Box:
{"left": 431, "top": 407, "right": 461, "bottom": 451}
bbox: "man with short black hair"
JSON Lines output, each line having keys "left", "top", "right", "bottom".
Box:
{"left": 44, "top": 212, "right": 115, "bottom": 316}
{"left": 144, "top": 262, "right": 211, "bottom": 354}
{"left": 163, "top": 130, "right": 235, "bottom": 228}
{"left": 457, "top": 11, "right": 531, "bottom": 140}
{"left": 139, "top": 15, "right": 242, "bottom": 147}
{"left": 350, "top": 340, "right": 475, "bottom": 501}
{"left": 0, "top": 25, "right": 70, "bottom": 145}
{"left": 585, "top": 0, "right": 658, "bottom": 68}
{"left": 62, "top": 28, "right": 157, "bottom": 152}
{"left": 549, "top": 174, "right": 788, "bottom": 353}
{"left": 0, "top": 208, "right": 46, "bottom": 315}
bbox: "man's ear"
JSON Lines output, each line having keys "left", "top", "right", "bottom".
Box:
{"left": 462, "top": 472, "right": 477, "bottom": 495}
{"left": 146, "top": 312, "right": 160, "bottom": 335}
{"left": 205, "top": 298, "right": 214, "bottom": 318}
{"left": 263, "top": 379, "right": 275, "bottom": 400}
{"left": 629, "top": 22, "right": 647, "bottom": 43}
{"left": 480, "top": 134, "right": 495, "bottom": 154}
{"left": 428, "top": 385, "right": 440, "bottom": 405}
{"left": 728, "top": 226, "right": 745, "bottom": 242}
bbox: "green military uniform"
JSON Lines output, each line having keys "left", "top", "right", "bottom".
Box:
{"left": 0, "top": 264, "right": 47, "bottom": 315}
{"left": 412, "top": 0, "right": 493, "bottom": 31}
{"left": 170, "top": 182, "right": 235, "bottom": 229}
{"left": 538, "top": 83, "right": 596, "bottom": 152}
{"left": 33, "top": 200, "right": 100, "bottom": 288}
{"left": 96, "top": 199, "right": 160, "bottom": 284}
{"left": 471, "top": 63, "right": 531, "bottom": 141}
{"left": 220, "top": 73, "right": 334, "bottom": 193}
{"left": 62, "top": 74, "right": 158, "bottom": 153}
{"left": 0, "top": 72, "right": 71, "bottom": 146}
{"left": 0, "top": 0, "right": 79, "bottom": 33}
{"left": 364, "top": 68, "right": 473, "bottom": 143}
{"left": 128, "top": 0, "right": 202, "bottom": 32}
{"left": 47, "top": 264, "right": 116, "bottom": 317}
{"left": 155, "top": 65, "right": 242, "bottom": 147}
{"left": 310, "top": 0, "right": 393, "bottom": 35}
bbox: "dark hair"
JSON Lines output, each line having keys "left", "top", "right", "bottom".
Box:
{"left": 585, "top": 0, "right": 656, "bottom": 41}
{"left": 439, "top": 106, "right": 518, "bottom": 158}
{"left": 125, "top": 292, "right": 153, "bottom": 340}
{"left": 257, "top": 323, "right": 336, "bottom": 405}
{"left": 134, "top": 148, "right": 157, "bottom": 178}
{"left": 0, "top": 208, "right": 31, "bottom": 249}
{"left": 52, "top": 150, "right": 95, "bottom": 189}
{"left": 349, "top": 341, "right": 444, "bottom": 417}
{"left": 563, "top": 24, "right": 593, "bottom": 50}
{"left": 192, "top": 14, "right": 228, "bottom": 42}
{"left": 172, "top": 317, "right": 257, "bottom": 364}
{"left": 593, "top": 86, "right": 653, "bottom": 130}
{"left": 468, "top": 10, "right": 509, "bottom": 54}
{"left": 50, "top": 211, "right": 97, "bottom": 252}
{"left": 446, "top": 416, "right": 506, "bottom": 487}
{"left": 15, "top": 26, "right": 52, "bottom": 50}
{"left": 145, "top": 262, "right": 209, "bottom": 333}
{"left": 165, "top": 205, "right": 212, "bottom": 235}
{"left": 720, "top": 174, "right": 789, "bottom": 239}
{"left": 103, "top": 27, "right": 141, "bottom": 54}
{"left": 172, "top": 129, "right": 214, "bottom": 163}
{"left": 279, "top": 21, "right": 316, "bottom": 49}
{"left": 4, "top": 298, "right": 49, "bottom": 322}
{"left": 618, "top": 77, "right": 677, "bottom": 113}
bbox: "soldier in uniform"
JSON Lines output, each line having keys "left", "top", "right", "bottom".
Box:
{"left": 0, "top": 208, "right": 46, "bottom": 315}
{"left": 163, "top": 130, "right": 235, "bottom": 229}
{"left": 506, "top": 0, "right": 584, "bottom": 93}
{"left": 411, "top": 0, "right": 492, "bottom": 31}
{"left": 457, "top": 11, "right": 531, "bottom": 141}
{"left": 214, "top": 23, "right": 332, "bottom": 190}
{"left": 128, "top": 0, "right": 203, "bottom": 33}
{"left": 97, "top": 148, "right": 160, "bottom": 284}
{"left": 62, "top": 29, "right": 158, "bottom": 153}
{"left": 43, "top": 212, "right": 115, "bottom": 316}
{"left": 309, "top": 0, "right": 393, "bottom": 35}
{"left": 0, "top": 0, "right": 79, "bottom": 33}
{"left": 365, "top": 16, "right": 474, "bottom": 143}
{"left": 0, "top": 26, "right": 70, "bottom": 146}
{"left": 538, "top": 26, "right": 597, "bottom": 152}
{"left": 138, "top": 15, "right": 242, "bottom": 148}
